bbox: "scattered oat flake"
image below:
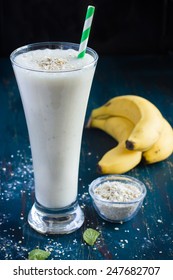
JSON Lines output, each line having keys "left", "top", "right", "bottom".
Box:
{"left": 114, "top": 227, "right": 119, "bottom": 230}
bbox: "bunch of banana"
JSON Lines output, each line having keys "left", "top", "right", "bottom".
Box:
{"left": 88, "top": 95, "right": 173, "bottom": 174}
{"left": 90, "top": 117, "right": 142, "bottom": 174}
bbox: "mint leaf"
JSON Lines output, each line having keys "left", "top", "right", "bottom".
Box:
{"left": 28, "top": 249, "right": 51, "bottom": 260}
{"left": 83, "top": 228, "right": 100, "bottom": 246}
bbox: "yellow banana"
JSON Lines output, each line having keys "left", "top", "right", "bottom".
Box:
{"left": 143, "top": 118, "right": 173, "bottom": 164}
{"left": 89, "top": 116, "right": 142, "bottom": 174}
{"left": 90, "top": 116, "right": 134, "bottom": 141}
{"left": 90, "top": 95, "right": 163, "bottom": 151}
{"left": 98, "top": 143, "right": 142, "bottom": 174}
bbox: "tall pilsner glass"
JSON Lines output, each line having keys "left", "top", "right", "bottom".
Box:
{"left": 10, "top": 42, "right": 98, "bottom": 234}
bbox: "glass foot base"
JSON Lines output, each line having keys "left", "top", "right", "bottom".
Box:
{"left": 28, "top": 201, "right": 84, "bottom": 234}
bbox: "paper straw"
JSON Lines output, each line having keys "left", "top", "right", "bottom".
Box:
{"left": 78, "top": 5, "right": 95, "bottom": 58}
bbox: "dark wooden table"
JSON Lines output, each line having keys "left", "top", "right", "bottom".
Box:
{"left": 0, "top": 54, "right": 173, "bottom": 260}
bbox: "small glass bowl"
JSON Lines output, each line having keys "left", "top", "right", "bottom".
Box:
{"left": 89, "top": 175, "right": 147, "bottom": 223}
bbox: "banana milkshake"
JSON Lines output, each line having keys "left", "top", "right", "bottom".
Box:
{"left": 10, "top": 42, "right": 98, "bottom": 234}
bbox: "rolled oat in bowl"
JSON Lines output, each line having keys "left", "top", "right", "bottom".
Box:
{"left": 89, "top": 175, "right": 147, "bottom": 223}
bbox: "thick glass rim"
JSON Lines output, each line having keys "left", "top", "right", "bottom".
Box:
{"left": 10, "top": 41, "right": 98, "bottom": 73}
{"left": 89, "top": 174, "right": 147, "bottom": 205}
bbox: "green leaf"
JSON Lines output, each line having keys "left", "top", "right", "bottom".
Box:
{"left": 28, "top": 249, "right": 51, "bottom": 260}
{"left": 83, "top": 228, "right": 100, "bottom": 246}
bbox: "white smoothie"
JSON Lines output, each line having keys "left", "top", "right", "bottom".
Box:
{"left": 12, "top": 48, "right": 96, "bottom": 209}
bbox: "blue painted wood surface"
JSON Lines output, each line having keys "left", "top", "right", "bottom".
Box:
{"left": 0, "top": 55, "right": 173, "bottom": 260}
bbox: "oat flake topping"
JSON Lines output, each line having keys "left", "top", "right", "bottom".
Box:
{"left": 36, "top": 57, "right": 68, "bottom": 71}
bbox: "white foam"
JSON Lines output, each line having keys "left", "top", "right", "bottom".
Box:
{"left": 15, "top": 49, "right": 94, "bottom": 71}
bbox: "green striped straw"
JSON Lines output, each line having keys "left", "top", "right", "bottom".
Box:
{"left": 78, "top": 5, "right": 95, "bottom": 58}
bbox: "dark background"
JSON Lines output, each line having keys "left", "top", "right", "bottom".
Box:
{"left": 1, "top": 0, "right": 173, "bottom": 57}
